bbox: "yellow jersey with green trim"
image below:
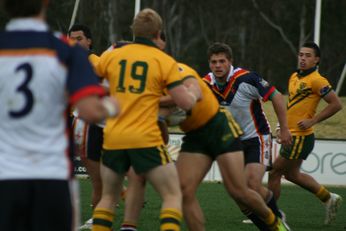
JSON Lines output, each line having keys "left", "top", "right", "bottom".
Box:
{"left": 95, "top": 38, "right": 182, "bottom": 149}
{"left": 88, "top": 53, "right": 99, "bottom": 66}
{"left": 177, "top": 63, "right": 219, "bottom": 132}
{"left": 287, "top": 69, "right": 332, "bottom": 135}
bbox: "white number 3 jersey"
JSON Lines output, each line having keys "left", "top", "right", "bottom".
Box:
{"left": 0, "top": 19, "right": 104, "bottom": 180}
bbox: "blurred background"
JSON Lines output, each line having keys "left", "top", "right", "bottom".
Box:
{"left": 1, "top": 0, "right": 345, "bottom": 95}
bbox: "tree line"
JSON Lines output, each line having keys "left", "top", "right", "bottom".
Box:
{"left": 1, "top": 0, "right": 345, "bottom": 95}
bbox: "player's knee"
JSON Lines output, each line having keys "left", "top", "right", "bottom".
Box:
{"left": 180, "top": 184, "right": 196, "bottom": 201}
{"left": 284, "top": 171, "right": 299, "bottom": 182}
{"left": 247, "top": 179, "right": 262, "bottom": 193}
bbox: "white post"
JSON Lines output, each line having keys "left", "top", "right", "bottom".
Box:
{"left": 314, "top": 0, "right": 322, "bottom": 45}
{"left": 134, "top": 0, "right": 141, "bottom": 17}
{"left": 69, "top": 0, "right": 81, "bottom": 30}
{"left": 336, "top": 63, "right": 346, "bottom": 96}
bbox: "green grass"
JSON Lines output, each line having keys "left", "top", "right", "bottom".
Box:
{"left": 79, "top": 179, "right": 346, "bottom": 231}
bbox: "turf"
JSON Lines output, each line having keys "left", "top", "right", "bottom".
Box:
{"left": 79, "top": 179, "right": 346, "bottom": 231}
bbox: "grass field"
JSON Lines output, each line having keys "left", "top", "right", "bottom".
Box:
{"left": 79, "top": 179, "right": 346, "bottom": 231}
{"left": 79, "top": 97, "right": 346, "bottom": 230}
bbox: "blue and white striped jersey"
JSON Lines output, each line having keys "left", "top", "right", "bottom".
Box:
{"left": 0, "top": 19, "right": 104, "bottom": 180}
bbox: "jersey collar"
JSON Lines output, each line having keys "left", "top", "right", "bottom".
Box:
{"left": 134, "top": 37, "right": 158, "bottom": 48}
{"left": 208, "top": 65, "right": 234, "bottom": 85}
{"left": 6, "top": 18, "right": 48, "bottom": 32}
{"left": 297, "top": 66, "right": 317, "bottom": 77}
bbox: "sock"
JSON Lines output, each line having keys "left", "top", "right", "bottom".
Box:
{"left": 315, "top": 186, "right": 331, "bottom": 203}
{"left": 242, "top": 208, "right": 270, "bottom": 231}
{"left": 92, "top": 208, "right": 114, "bottom": 231}
{"left": 120, "top": 221, "right": 137, "bottom": 231}
{"left": 159, "top": 208, "right": 182, "bottom": 231}
{"left": 263, "top": 210, "right": 280, "bottom": 231}
{"left": 266, "top": 191, "right": 281, "bottom": 217}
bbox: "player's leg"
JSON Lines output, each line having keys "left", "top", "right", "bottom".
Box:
{"left": 0, "top": 180, "right": 32, "bottom": 230}
{"left": 83, "top": 159, "right": 102, "bottom": 207}
{"left": 79, "top": 124, "right": 103, "bottom": 229}
{"left": 176, "top": 152, "right": 213, "bottom": 231}
{"left": 92, "top": 150, "right": 128, "bottom": 231}
{"left": 84, "top": 124, "right": 104, "bottom": 209}
{"left": 270, "top": 134, "right": 322, "bottom": 200}
{"left": 131, "top": 146, "right": 182, "bottom": 231}
{"left": 243, "top": 136, "right": 284, "bottom": 228}
{"left": 145, "top": 163, "right": 182, "bottom": 231}
{"left": 121, "top": 167, "right": 146, "bottom": 231}
{"left": 33, "top": 180, "right": 75, "bottom": 231}
{"left": 243, "top": 135, "right": 272, "bottom": 199}
{"left": 217, "top": 152, "right": 288, "bottom": 231}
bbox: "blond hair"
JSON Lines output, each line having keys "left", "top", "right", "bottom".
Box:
{"left": 131, "top": 8, "right": 162, "bottom": 39}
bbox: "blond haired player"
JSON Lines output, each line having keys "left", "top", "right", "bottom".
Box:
{"left": 91, "top": 8, "right": 201, "bottom": 231}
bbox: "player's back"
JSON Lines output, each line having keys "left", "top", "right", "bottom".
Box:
{"left": 0, "top": 21, "right": 82, "bottom": 180}
{"left": 97, "top": 41, "right": 182, "bottom": 150}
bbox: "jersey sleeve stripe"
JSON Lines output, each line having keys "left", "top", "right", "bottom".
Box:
{"left": 69, "top": 86, "right": 105, "bottom": 105}
{"left": 167, "top": 80, "right": 182, "bottom": 90}
{"left": 262, "top": 86, "right": 276, "bottom": 102}
{"left": 0, "top": 48, "right": 56, "bottom": 56}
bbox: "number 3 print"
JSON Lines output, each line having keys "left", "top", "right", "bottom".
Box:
{"left": 9, "top": 63, "right": 34, "bottom": 118}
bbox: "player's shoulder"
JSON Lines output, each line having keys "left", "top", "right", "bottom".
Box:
{"left": 178, "top": 63, "right": 201, "bottom": 79}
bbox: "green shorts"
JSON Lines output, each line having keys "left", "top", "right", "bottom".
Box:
{"left": 280, "top": 133, "right": 315, "bottom": 160}
{"left": 180, "top": 110, "right": 243, "bottom": 160}
{"left": 101, "top": 145, "right": 172, "bottom": 174}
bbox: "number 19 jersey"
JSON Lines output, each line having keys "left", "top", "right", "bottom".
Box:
{"left": 95, "top": 38, "right": 182, "bottom": 150}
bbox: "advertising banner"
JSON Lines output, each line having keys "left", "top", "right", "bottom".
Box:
{"left": 74, "top": 134, "right": 346, "bottom": 186}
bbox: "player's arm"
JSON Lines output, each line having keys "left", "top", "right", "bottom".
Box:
{"left": 297, "top": 91, "right": 342, "bottom": 130}
{"left": 270, "top": 90, "right": 292, "bottom": 145}
{"left": 167, "top": 76, "right": 202, "bottom": 110}
{"left": 318, "top": 91, "right": 343, "bottom": 121}
{"left": 74, "top": 95, "right": 119, "bottom": 124}
{"left": 68, "top": 46, "right": 119, "bottom": 123}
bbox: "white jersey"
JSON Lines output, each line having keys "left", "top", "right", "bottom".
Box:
{"left": 0, "top": 19, "right": 104, "bottom": 180}
{"left": 204, "top": 66, "right": 275, "bottom": 140}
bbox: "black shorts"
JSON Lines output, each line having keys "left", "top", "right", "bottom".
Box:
{"left": 241, "top": 135, "right": 272, "bottom": 167}
{"left": 87, "top": 124, "right": 103, "bottom": 161}
{"left": 0, "top": 179, "right": 74, "bottom": 231}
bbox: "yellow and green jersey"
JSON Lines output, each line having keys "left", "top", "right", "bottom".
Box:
{"left": 88, "top": 53, "right": 99, "bottom": 66}
{"left": 177, "top": 63, "right": 219, "bottom": 132}
{"left": 287, "top": 69, "right": 332, "bottom": 135}
{"left": 95, "top": 38, "right": 182, "bottom": 149}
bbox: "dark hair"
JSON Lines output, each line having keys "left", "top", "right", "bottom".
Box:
{"left": 207, "top": 42, "right": 233, "bottom": 60}
{"left": 68, "top": 24, "right": 92, "bottom": 40}
{"left": 3, "top": 0, "right": 43, "bottom": 18}
{"left": 302, "top": 41, "right": 321, "bottom": 58}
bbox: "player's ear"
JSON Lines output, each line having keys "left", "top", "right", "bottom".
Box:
{"left": 314, "top": 56, "right": 320, "bottom": 66}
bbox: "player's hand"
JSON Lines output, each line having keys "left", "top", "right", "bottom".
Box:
{"left": 297, "top": 119, "right": 315, "bottom": 130}
{"left": 279, "top": 127, "right": 292, "bottom": 146}
{"left": 275, "top": 127, "right": 282, "bottom": 144}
